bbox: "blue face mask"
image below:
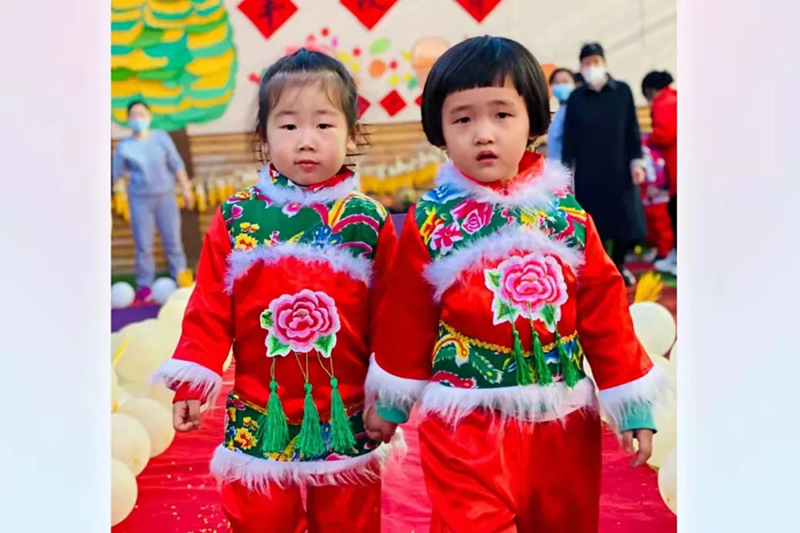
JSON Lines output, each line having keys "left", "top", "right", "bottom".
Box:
{"left": 128, "top": 118, "right": 151, "bottom": 134}
{"left": 552, "top": 83, "right": 574, "bottom": 103}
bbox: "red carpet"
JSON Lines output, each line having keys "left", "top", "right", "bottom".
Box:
{"left": 114, "top": 372, "right": 676, "bottom": 533}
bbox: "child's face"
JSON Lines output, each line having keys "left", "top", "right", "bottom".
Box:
{"left": 265, "top": 81, "right": 352, "bottom": 186}
{"left": 441, "top": 81, "right": 530, "bottom": 183}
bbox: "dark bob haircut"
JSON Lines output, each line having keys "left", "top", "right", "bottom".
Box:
{"left": 126, "top": 100, "right": 149, "bottom": 114}
{"left": 255, "top": 48, "right": 360, "bottom": 148}
{"left": 421, "top": 36, "right": 551, "bottom": 148}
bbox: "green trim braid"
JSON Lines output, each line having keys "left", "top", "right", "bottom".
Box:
{"left": 328, "top": 377, "right": 357, "bottom": 454}
{"left": 296, "top": 383, "right": 326, "bottom": 458}
{"left": 556, "top": 331, "right": 580, "bottom": 388}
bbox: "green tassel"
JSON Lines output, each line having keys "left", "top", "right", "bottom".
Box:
{"left": 328, "top": 377, "right": 357, "bottom": 454}
{"left": 512, "top": 326, "right": 534, "bottom": 386}
{"left": 531, "top": 330, "right": 553, "bottom": 385}
{"left": 256, "top": 380, "right": 289, "bottom": 454}
{"left": 296, "top": 382, "right": 326, "bottom": 458}
{"left": 557, "top": 333, "right": 580, "bottom": 388}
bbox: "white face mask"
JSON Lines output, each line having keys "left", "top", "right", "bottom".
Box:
{"left": 581, "top": 66, "right": 607, "bottom": 87}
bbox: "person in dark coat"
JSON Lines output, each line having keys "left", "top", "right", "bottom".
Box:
{"left": 562, "top": 43, "right": 646, "bottom": 286}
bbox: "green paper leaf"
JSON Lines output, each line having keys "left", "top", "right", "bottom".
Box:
{"left": 260, "top": 310, "right": 274, "bottom": 330}
{"left": 313, "top": 334, "right": 337, "bottom": 358}
{"left": 484, "top": 269, "right": 501, "bottom": 291}
{"left": 266, "top": 334, "right": 291, "bottom": 358}
{"left": 369, "top": 37, "right": 391, "bottom": 56}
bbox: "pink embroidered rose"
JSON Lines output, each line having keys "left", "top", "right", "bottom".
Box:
{"left": 451, "top": 199, "right": 493, "bottom": 235}
{"left": 497, "top": 253, "right": 568, "bottom": 313}
{"left": 430, "top": 222, "right": 463, "bottom": 253}
{"left": 282, "top": 202, "right": 302, "bottom": 217}
{"left": 266, "top": 289, "right": 340, "bottom": 355}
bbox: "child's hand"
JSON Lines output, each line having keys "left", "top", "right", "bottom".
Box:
{"left": 363, "top": 404, "right": 398, "bottom": 444}
{"left": 622, "top": 429, "right": 654, "bottom": 467}
{"left": 173, "top": 399, "right": 202, "bottom": 432}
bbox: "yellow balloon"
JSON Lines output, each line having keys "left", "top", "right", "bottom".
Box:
{"left": 658, "top": 448, "right": 677, "bottom": 515}
{"left": 167, "top": 286, "right": 194, "bottom": 304}
{"left": 115, "top": 319, "right": 173, "bottom": 384}
{"left": 112, "top": 382, "right": 130, "bottom": 413}
{"left": 669, "top": 340, "right": 678, "bottom": 364}
{"left": 158, "top": 298, "right": 189, "bottom": 331}
{"left": 111, "top": 457, "right": 138, "bottom": 526}
{"left": 148, "top": 382, "right": 176, "bottom": 409}
{"left": 111, "top": 332, "right": 124, "bottom": 362}
{"left": 648, "top": 391, "right": 677, "bottom": 469}
{"left": 650, "top": 354, "right": 677, "bottom": 383}
{"left": 117, "top": 398, "right": 175, "bottom": 458}
{"left": 629, "top": 301, "right": 676, "bottom": 358}
{"left": 111, "top": 413, "right": 152, "bottom": 476}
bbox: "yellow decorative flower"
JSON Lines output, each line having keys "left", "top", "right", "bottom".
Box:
{"left": 234, "top": 428, "right": 257, "bottom": 450}
{"left": 249, "top": 223, "right": 260, "bottom": 233}
{"left": 235, "top": 234, "right": 258, "bottom": 251}
{"left": 239, "top": 222, "right": 251, "bottom": 231}
{"left": 226, "top": 407, "right": 237, "bottom": 423}
{"left": 243, "top": 416, "right": 259, "bottom": 430}
{"left": 235, "top": 190, "right": 252, "bottom": 200}
{"left": 226, "top": 439, "right": 235, "bottom": 450}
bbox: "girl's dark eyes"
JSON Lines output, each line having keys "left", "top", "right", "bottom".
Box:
{"left": 318, "top": 124, "right": 334, "bottom": 129}
{"left": 280, "top": 124, "right": 296, "bottom": 130}
{"left": 497, "top": 112, "right": 511, "bottom": 119}
{"left": 453, "top": 117, "right": 470, "bottom": 124}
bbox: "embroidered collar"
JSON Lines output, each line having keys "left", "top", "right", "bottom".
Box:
{"left": 255, "top": 165, "right": 360, "bottom": 205}
{"left": 435, "top": 152, "right": 573, "bottom": 208}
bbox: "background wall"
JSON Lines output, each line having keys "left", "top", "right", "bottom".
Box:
{"left": 111, "top": 0, "right": 676, "bottom": 138}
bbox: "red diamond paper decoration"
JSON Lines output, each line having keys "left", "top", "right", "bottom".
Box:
{"left": 357, "top": 94, "right": 371, "bottom": 119}
{"left": 454, "top": 0, "right": 503, "bottom": 23}
{"left": 414, "top": 94, "right": 422, "bottom": 107}
{"left": 238, "top": 0, "right": 298, "bottom": 40}
{"left": 340, "top": 0, "right": 399, "bottom": 30}
{"left": 380, "top": 90, "right": 406, "bottom": 117}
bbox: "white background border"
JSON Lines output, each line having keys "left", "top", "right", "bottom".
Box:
{"left": 2, "top": 0, "right": 800, "bottom": 530}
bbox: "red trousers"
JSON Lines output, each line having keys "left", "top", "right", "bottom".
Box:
{"left": 419, "top": 409, "right": 602, "bottom": 533}
{"left": 644, "top": 203, "right": 675, "bottom": 258}
{"left": 221, "top": 479, "right": 381, "bottom": 533}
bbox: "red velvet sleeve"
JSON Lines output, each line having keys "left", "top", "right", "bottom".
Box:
{"left": 154, "top": 209, "right": 233, "bottom": 404}
{"left": 366, "top": 206, "right": 438, "bottom": 409}
{"left": 368, "top": 215, "right": 399, "bottom": 347}
{"left": 576, "top": 215, "right": 668, "bottom": 425}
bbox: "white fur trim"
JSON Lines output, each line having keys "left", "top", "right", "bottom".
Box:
{"left": 225, "top": 243, "right": 373, "bottom": 293}
{"left": 209, "top": 429, "right": 406, "bottom": 492}
{"left": 364, "top": 355, "right": 429, "bottom": 411}
{"left": 423, "top": 226, "right": 584, "bottom": 301}
{"left": 418, "top": 377, "right": 597, "bottom": 423}
{"left": 256, "top": 168, "right": 360, "bottom": 206}
{"left": 151, "top": 359, "right": 222, "bottom": 402}
{"left": 435, "top": 159, "right": 573, "bottom": 209}
{"left": 597, "top": 365, "right": 672, "bottom": 428}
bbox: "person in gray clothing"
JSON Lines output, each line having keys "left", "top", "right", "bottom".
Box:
{"left": 112, "top": 100, "right": 193, "bottom": 303}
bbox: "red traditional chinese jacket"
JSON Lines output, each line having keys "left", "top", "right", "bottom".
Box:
{"left": 366, "top": 152, "right": 667, "bottom": 430}
{"left": 153, "top": 166, "right": 401, "bottom": 490}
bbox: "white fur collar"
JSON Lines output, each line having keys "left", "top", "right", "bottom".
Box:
{"left": 255, "top": 167, "right": 360, "bottom": 206}
{"left": 435, "top": 159, "right": 573, "bottom": 209}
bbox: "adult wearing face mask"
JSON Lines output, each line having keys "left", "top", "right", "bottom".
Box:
{"left": 562, "top": 43, "right": 647, "bottom": 286}
{"left": 642, "top": 70, "right": 677, "bottom": 276}
{"left": 545, "top": 68, "right": 576, "bottom": 162}
{"left": 112, "top": 100, "right": 193, "bottom": 304}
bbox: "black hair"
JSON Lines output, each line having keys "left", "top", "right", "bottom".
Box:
{"left": 126, "top": 100, "right": 149, "bottom": 114}
{"left": 255, "top": 48, "right": 362, "bottom": 162}
{"left": 549, "top": 68, "right": 575, "bottom": 86}
{"left": 574, "top": 72, "right": 585, "bottom": 86}
{"left": 641, "top": 70, "right": 674, "bottom": 97}
{"left": 421, "top": 35, "right": 551, "bottom": 148}
{"left": 579, "top": 42, "right": 605, "bottom": 61}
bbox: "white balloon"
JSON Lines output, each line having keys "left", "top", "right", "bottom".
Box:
{"left": 111, "top": 282, "right": 136, "bottom": 309}
{"left": 111, "top": 413, "right": 151, "bottom": 476}
{"left": 658, "top": 448, "right": 677, "bottom": 515}
{"left": 669, "top": 340, "right": 678, "bottom": 364}
{"left": 111, "top": 458, "right": 138, "bottom": 526}
{"left": 152, "top": 277, "right": 178, "bottom": 304}
{"left": 629, "top": 301, "right": 677, "bottom": 358}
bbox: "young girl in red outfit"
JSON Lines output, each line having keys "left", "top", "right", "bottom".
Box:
{"left": 363, "top": 36, "right": 669, "bottom": 532}
{"left": 153, "top": 49, "right": 401, "bottom": 533}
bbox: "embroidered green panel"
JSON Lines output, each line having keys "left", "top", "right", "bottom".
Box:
{"left": 223, "top": 392, "right": 379, "bottom": 461}
{"left": 220, "top": 185, "right": 388, "bottom": 260}
{"left": 430, "top": 322, "right": 586, "bottom": 389}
